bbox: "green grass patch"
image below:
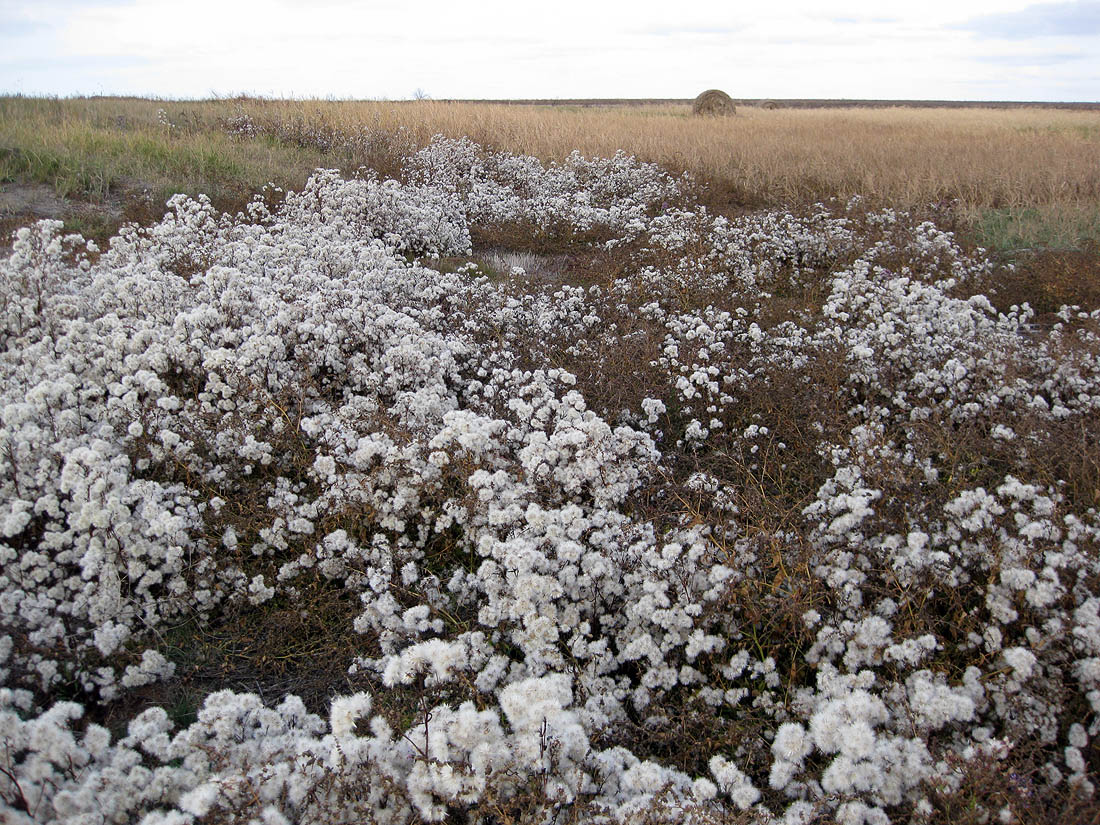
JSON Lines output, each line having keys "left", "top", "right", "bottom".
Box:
{"left": 0, "top": 96, "right": 332, "bottom": 218}
{"left": 971, "top": 204, "right": 1100, "bottom": 251}
{"left": 1014, "top": 123, "right": 1100, "bottom": 141}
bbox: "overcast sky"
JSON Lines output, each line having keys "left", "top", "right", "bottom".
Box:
{"left": 1, "top": 0, "right": 1097, "bottom": 101}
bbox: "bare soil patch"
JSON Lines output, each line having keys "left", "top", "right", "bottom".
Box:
{"left": 0, "top": 182, "right": 74, "bottom": 220}
{"left": 0, "top": 180, "right": 159, "bottom": 253}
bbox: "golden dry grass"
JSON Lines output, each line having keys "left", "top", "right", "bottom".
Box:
{"left": 237, "top": 99, "right": 1100, "bottom": 207}
{"left": 3, "top": 95, "right": 1099, "bottom": 248}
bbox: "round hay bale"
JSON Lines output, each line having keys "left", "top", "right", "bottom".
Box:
{"left": 692, "top": 89, "right": 736, "bottom": 117}
{"left": 759, "top": 100, "right": 778, "bottom": 110}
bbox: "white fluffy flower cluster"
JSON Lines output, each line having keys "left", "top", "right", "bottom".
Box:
{"left": 3, "top": 136, "right": 1099, "bottom": 824}
{"left": 409, "top": 135, "right": 687, "bottom": 237}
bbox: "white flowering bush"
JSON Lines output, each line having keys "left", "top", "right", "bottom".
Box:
{"left": 408, "top": 135, "right": 689, "bottom": 245}
{"left": 2, "top": 136, "right": 1097, "bottom": 824}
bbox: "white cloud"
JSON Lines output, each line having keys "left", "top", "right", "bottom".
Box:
{"left": 0, "top": 0, "right": 1097, "bottom": 100}
{"left": 958, "top": 0, "right": 1100, "bottom": 39}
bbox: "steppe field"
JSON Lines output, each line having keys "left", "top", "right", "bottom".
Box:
{"left": 1, "top": 96, "right": 1100, "bottom": 824}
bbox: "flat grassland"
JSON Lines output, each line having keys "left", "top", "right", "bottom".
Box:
{"left": 3, "top": 96, "right": 1099, "bottom": 252}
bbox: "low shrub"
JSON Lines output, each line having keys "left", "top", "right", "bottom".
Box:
{"left": 1, "top": 137, "right": 1097, "bottom": 824}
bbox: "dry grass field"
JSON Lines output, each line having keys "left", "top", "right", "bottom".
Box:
{"left": 3, "top": 96, "right": 1099, "bottom": 252}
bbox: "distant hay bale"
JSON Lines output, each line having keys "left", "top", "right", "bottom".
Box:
{"left": 692, "top": 89, "right": 736, "bottom": 117}
{"left": 759, "top": 100, "right": 778, "bottom": 110}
